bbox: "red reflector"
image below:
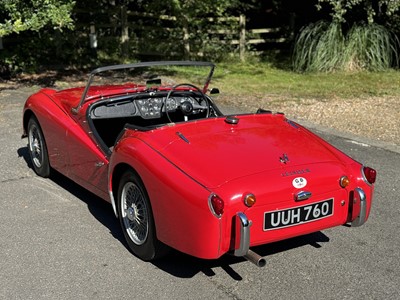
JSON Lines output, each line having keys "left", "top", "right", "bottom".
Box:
{"left": 363, "top": 166, "right": 377, "bottom": 184}
{"left": 210, "top": 194, "right": 224, "bottom": 217}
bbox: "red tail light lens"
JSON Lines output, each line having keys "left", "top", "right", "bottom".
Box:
{"left": 209, "top": 194, "right": 224, "bottom": 217}
{"left": 363, "top": 166, "right": 377, "bottom": 184}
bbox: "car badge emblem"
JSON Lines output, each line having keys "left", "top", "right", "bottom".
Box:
{"left": 279, "top": 153, "right": 289, "bottom": 164}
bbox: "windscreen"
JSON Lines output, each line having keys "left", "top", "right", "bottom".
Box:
{"left": 82, "top": 62, "right": 215, "bottom": 101}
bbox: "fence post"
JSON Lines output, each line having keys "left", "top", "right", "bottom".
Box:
{"left": 239, "top": 14, "right": 246, "bottom": 61}
{"left": 182, "top": 16, "right": 190, "bottom": 59}
{"left": 121, "top": 4, "right": 129, "bottom": 59}
{"left": 89, "top": 24, "right": 97, "bottom": 49}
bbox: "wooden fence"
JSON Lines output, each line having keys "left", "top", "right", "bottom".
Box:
{"left": 1, "top": 10, "right": 289, "bottom": 62}
{"left": 96, "top": 11, "right": 287, "bottom": 60}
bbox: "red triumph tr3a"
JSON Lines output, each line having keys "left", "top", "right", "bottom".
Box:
{"left": 22, "top": 61, "right": 376, "bottom": 267}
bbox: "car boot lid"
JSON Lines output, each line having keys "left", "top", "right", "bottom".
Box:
{"left": 133, "top": 114, "right": 346, "bottom": 188}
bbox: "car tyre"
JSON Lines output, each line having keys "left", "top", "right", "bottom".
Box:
{"left": 27, "top": 116, "right": 51, "bottom": 177}
{"left": 117, "top": 170, "right": 168, "bottom": 261}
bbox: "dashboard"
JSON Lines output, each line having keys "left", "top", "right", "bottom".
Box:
{"left": 90, "top": 94, "right": 204, "bottom": 120}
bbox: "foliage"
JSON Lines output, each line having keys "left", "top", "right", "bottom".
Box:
{"left": 293, "top": 20, "right": 399, "bottom": 72}
{"left": 0, "top": 0, "right": 254, "bottom": 74}
{"left": 0, "top": 29, "right": 95, "bottom": 76}
{"left": 344, "top": 23, "right": 399, "bottom": 71}
{"left": 316, "top": 0, "right": 400, "bottom": 24}
{"left": 293, "top": 21, "right": 345, "bottom": 72}
{"left": 131, "top": 0, "right": 247, "bottom": 60}
{"left": 292, "top": 0, "right": 400, "bottom": 72}
{"left": 0, "top": 0, "right": 75, "bottom": 37}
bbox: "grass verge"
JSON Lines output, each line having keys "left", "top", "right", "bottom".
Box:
{"left": 212, "top": 62, "right": 400, "bottom": 101}
{"left": 2, "top": 61, "right": 400, "bottom": 101}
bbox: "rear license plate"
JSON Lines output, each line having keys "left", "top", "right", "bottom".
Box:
{"left": 264, "top": 198, "right": 334, "bottom": 231}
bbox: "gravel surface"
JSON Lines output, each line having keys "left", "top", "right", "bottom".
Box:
{"left": 1, "top": 81, "right": 398, "bottom": 148}
{"left": 220, "top": 95, "right": 400, "bottom": 148}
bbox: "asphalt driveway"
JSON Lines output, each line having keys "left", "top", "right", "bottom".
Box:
{"left": 1, "top": 87, "right": 399, "bottom": 299}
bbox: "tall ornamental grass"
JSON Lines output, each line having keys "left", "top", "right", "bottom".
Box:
{"left": 344, "top": 24, "right": 399, "bottom": 71}
{"left": 293, "top": 21, "right": 399, "bottom": 72}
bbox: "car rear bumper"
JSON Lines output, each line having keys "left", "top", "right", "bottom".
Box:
{"left": 231, "top": 187, "right": 372, "bottom": 263}
{"left": 233, "top": 212, "right": 266, "bottom": 267}
{"left": 350, "top": 187, "right": 368, "bottom": 227}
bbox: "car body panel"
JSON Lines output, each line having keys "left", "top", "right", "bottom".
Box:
{"left": 22, "top": 61, "right": 376, "bottom": 262}
{"left": 110, "top": 136, "right": 223, "bottom": 258}
{"left": 136, "top": 114, "right": 346, "bottom": 189}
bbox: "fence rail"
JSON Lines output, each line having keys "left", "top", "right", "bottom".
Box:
{"left": 1, "top": 10, "right": 289, "bottom": 62}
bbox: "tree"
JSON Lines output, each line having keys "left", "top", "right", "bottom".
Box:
{"left": 0, "top": 0, "right": 75, "bottom": 37}
{"left": 316, "top": 0, "right": 400, "bottom": 24}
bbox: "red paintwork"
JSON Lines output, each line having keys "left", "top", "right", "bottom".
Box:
{"left": 23, "top": 81, "right": 375, "bottom": 260}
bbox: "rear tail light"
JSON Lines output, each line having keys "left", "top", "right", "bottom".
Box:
{"left": 243, "top": 193, "right": 256, "bottom": 207}
{"left": 363, "top": 166, "right": 377, "bottom": 184}
{"left": 209, "top": 194, "right": 224, "bottom": 217}
{"left": 339, "top": 176, "right": 350, "bottom": 188}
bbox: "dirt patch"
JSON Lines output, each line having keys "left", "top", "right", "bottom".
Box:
{"left": 0, "top": 70, "right": 88, "bottom": 92}
{"left": 219, "top": 94, "right": 399, "bottom": 147}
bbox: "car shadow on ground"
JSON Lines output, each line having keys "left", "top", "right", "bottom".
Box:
{"left": 152, "top": 231, "right": 330, "bottom": 280}
{"left": 18, "top": 145, "right": 331, "bottom": 281}
{"left": 17, "top": 146, "right": 123, "bottom": 242}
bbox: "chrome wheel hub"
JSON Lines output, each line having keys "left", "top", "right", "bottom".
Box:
{"left": 29, "top": 125, "right": 43, "bottom": 168}
{"left": 127, "top": 206, "right": 138, "bottom": 222}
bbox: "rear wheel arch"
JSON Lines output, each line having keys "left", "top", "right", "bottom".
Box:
{"left": 23, "top": 109, "right": 34, "bottom": 136}
{"left": 114, "top": 165, "right": 168, "bottom": 260}
{"left": 111, "top": 163, "right": 134, "bottom": 208}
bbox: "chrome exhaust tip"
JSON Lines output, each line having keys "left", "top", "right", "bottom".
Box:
{"left": 244, "top": 249, "right": 266, "bottom": 267}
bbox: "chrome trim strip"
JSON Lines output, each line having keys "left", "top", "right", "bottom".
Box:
{"left": 351, "top": 187, "right": 367, "bottom": 227}
{"left": 234, "top": 212, "right": 251, "bottom": 257}
{"left": 109, "top": 190, "right": 118, "bottom": 218}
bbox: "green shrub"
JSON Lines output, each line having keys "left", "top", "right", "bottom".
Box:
{"left": 293, "top": 21, "right": 345, "bottom": 72}
{"left": 292, "top": 21, "right": 399, "bottom": 72}
{"left": 344, "top": 23, "right": 399, "bottom": 71}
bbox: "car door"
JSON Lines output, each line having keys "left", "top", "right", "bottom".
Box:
{"left": 65, "top": 109, "right": 110, "bottom": 201}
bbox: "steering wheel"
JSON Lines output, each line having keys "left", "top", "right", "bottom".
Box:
{"left": 164, "top": 83, "right": 209, "bottom": 123}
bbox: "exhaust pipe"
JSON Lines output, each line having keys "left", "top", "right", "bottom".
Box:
{"left": 244, "top": 249, "right": 266, "bottom": 267}
{"left": 233, "top": 213, "right": 266, "bottom": 267}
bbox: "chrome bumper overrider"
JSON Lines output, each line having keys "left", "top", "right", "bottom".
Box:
{"left": 234, "top": 212, "right": 266, "bottom": 267}
{"left": 351, "top": 187, "right": 367, "bottom": 227}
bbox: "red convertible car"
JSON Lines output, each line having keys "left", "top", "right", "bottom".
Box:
{"left": 22, "top": 61, "right": 376, "bottom": 267}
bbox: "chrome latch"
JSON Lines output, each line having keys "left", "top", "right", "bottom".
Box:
{"left": 95, "top": 161, "right": 105, "bottom": 167}
{"left": 295, "top": 191, "right": 312, "bottom": 201}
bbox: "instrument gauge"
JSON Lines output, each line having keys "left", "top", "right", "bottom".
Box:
{"left": 167, "top": 98, "right": 177, "bottom": 110}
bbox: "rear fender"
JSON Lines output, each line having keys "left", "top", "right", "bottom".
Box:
{"left": 110, "top": 135, "right": 224, "bottom": 259}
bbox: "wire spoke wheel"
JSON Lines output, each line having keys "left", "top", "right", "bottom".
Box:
{"left": 121, "top": 182, "right": 149, "bottom": 245}
{"left": 117, "top": 170, "right": 169, "bottom": 261}
{"left": 28, "top": 123, "right": 44, "bottom": 168}
{"left": 27, "top": 116, "right": 50, "bottom": 177}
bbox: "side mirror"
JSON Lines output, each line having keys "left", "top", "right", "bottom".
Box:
{"left": 210, "top": 88, "right": 220, "bottom": 95}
